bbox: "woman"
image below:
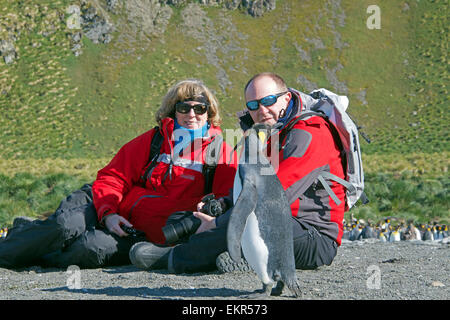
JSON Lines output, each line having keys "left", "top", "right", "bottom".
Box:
{"left": 0, "top": 79, "right": 237, "bottom": 269}
{"left": 94, "top": 79, "right": 237, "bottom": 244}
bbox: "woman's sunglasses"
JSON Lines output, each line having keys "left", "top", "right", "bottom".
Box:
{"left": 175, "top": 102, "right": 208, "bottom": 115}
{"left": 246, "top": 91, "right": 288, "bottom": 111}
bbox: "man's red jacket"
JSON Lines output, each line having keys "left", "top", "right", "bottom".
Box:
{"left": 92, "top": 117, "right": 237, "bottom": 244}
{"left": 237, "top": 89, "right": 346, "bottom": 245}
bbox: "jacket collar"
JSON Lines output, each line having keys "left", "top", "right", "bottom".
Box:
{"left": 159, "top": 117, "right": 223, "bottom": 142}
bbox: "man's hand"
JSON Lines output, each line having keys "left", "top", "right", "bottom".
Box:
{"left": 104, "top": 213, "right": 133, "bottom": 237}
{"left": 193, "top": 211, "right": 216, "bottom": 234}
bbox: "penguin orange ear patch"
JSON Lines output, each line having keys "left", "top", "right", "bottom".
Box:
{"left": 257, "top": 131, "right": 266, "bottom": 143}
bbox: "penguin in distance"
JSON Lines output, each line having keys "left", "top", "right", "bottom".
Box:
{"left": 423, "top": 227, "right": 434, "bottom": 241}
{"left": 227, "top": 123, "right": 301, "bottom": 298}
{"left": 389, "top": 226, "right": 401, "bottom": 242}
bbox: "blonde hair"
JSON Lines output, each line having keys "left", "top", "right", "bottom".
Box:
{"left": 155, "top": 79, "right": 221, "bottom": 127}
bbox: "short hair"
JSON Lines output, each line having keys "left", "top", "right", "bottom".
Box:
{"left": 155, "top": 79, "right": 221, "bottom": 126}
{"left": 244, "top": 72, "right": 288, "bottom": 94}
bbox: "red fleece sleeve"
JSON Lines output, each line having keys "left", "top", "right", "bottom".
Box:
{"left": 92, "top": 129, "right": 155, "bottom": 222}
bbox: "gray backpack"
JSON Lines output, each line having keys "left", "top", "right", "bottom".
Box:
{"left": 286, "top": 88, "right": 369, "bottom": 209}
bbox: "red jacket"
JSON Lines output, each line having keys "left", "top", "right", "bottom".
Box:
{"left": 92, "top": 118, "right": 237, "bottom": 244}
{"left": 238, "top": 89, "right": 346, "bottom": 245}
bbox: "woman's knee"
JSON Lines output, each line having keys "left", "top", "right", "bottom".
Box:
{"left": 54, "top": 204, "right": 91, "bottom": 240}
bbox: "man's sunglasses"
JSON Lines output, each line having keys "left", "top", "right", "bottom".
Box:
{"left": 246, "top": 91, "right": 288, "bottom": 111}
{"left": 175, "top": 102, "right": 208, "bottom": 115}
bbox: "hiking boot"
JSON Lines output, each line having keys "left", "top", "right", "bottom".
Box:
{"left": 216, "top": 251, "right": 252, "bottom": 273}
{"left": 12, "top": 216, "right": 34, "bottom": 228}
{"left": 129, "top": 242, "right": 172, "bottom": 270}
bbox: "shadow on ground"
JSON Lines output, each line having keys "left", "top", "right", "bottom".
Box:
{"left": 42, "top": 285, "right": 249, "bottom": 299}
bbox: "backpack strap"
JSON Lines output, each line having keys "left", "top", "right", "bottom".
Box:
{"left": 317, "top": 174, "right": 341, "bottom": 206}
{"left": 202, "top": 134, "right": 224, "bottom": 194}
{"left": 278, "top": 111, "right": 326, "bottom": 151}
{"left": 320, "top": 171, "right": 356, "bottom": 195}
{"left": 317, "top": 171, "right": 357, "bottom": 206}
{"left": 279, "top": 111, "right": 351, "bottom": 206}
{"left": 141, "top": 126, "right": 164, "bottom": 187}
{"left": 320, "top": 171, "right": 369, "bottom": 205}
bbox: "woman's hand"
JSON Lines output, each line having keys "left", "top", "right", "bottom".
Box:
{"left": 104, "top": 213, "right": 133, "bottom": 237}
{"left": 193, "top": 211, "right": 216, "bottom": 234}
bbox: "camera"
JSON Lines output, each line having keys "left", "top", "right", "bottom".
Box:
{"left": 200, "top": 194, "right": 223, "bottom": 217}
{"left": 162, "top": 194, "right": 224, "bottom": 244}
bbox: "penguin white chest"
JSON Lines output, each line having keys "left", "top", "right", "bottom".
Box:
{"left": 241, "top": 211, "right": 273, "bottom": 285}
{"left": 414, "top": 228, "right": 421, "bottom": 240}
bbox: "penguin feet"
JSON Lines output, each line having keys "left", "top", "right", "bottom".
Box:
{"left": 270, "top": 281, "right": 285, "bottom": 296}
{"left": 240, "top": 284, "right": 273, "bottom": 299}
{"left": 286, "top": 279, "right": 302, "bottom": 298}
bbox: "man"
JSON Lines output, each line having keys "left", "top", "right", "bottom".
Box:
{"left": 130, "top": 72, "right": 345, "bottom": 272}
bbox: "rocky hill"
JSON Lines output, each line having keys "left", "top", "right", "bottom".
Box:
{"left": 0, "top": 0, "right": 448, "bottom": 159}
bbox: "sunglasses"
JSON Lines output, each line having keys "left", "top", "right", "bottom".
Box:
{"left": 175, "top": 102, "right": 208, "bottom": 115}
{"left": 246, "top": 91, "right": 288, "bottom": 111}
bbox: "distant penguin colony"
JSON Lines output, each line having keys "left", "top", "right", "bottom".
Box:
{"left": 227, "top": 123, "right": 301, "bottom": 298}
{"left": 388, "top": 227, "right": 401, "bottom": 242}
{"left": 342, "top": 216, "right": 448, "bottom": 243}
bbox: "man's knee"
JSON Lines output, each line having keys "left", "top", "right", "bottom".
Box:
{"left": 292, "top": 223, "right": 338, "bottom": 270}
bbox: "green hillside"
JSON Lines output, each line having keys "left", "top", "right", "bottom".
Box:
{"left": 0, "top": 0, "right": 448, "bottom": 225}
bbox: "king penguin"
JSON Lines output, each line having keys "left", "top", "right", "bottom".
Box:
{"left": 388, "top": 226, "right": 401, "bottom": 242}
{"left": 227, "top": 123, "right": 301, "bottom": 298}
{"left": 360, "top": 223, "right": 377, "bottom": 239}
{"left": 423, "top": 227, "right": 434, "bottom": 241}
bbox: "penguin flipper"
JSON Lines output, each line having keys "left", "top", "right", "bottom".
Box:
{"left": 227, "top": 178, "right": 257, "bottom": 263}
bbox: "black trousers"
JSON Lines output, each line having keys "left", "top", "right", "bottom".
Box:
{"left": 171, "top": 210, "right": 338, "bottom": 274}
{"left": 0, "top": 184, "right": 144, "bottom": 269}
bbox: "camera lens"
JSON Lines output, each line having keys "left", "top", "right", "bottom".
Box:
{"left": 162, "top": 215, "right": 201, "bottom": 244}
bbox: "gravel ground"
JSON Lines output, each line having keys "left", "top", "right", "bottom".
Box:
{"left": 0, "top": 240, "right": 448, "bottom": 300}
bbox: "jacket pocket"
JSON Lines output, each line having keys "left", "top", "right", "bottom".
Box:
{"left": 128, "top": 195, "right": 163, "bottom": 220}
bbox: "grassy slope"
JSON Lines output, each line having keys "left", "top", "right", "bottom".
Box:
{"left": 0, "top": 0, "right": 448, "bottom": 225}
{"left": 1, "top": 0, "right": 448, "bottom": 158}
{"left": 0, "top": 0, "right": 83, "bottom": 159}
{"left": 0, "top": 152, "right": 448, "bottom": 226}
